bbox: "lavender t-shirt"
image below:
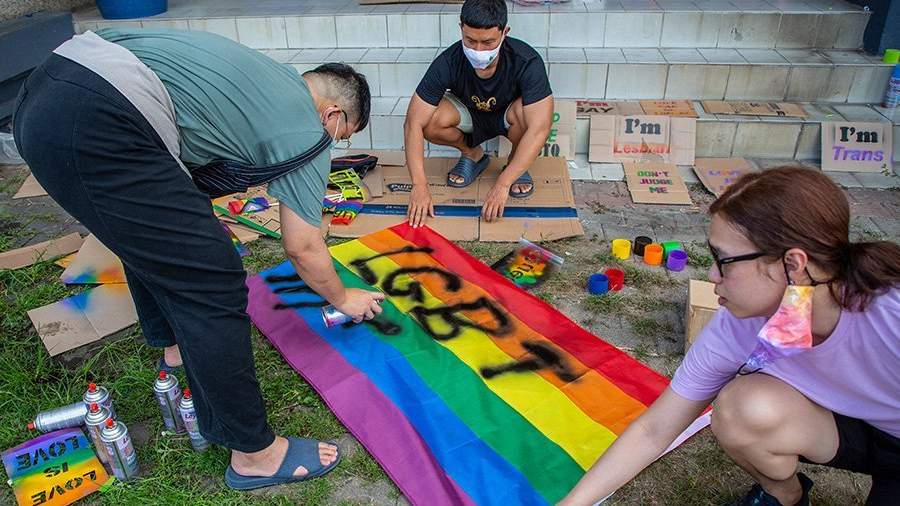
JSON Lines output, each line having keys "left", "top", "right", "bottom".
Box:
{"left": 671, "top": 287, "right": 900, "bottom": 438}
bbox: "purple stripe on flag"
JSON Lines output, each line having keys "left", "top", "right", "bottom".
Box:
{"left": 246, "top": 276, "right": 475, "bottom": 506}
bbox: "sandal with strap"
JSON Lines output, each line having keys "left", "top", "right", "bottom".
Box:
{"left": 509, "top": 170, "right": 534, "bottom": 198}
{"left": 224, "top": 437, "right": 341, "bottom": 491}
{"left": 447, "top": 154, "right": 490, "bottom": 188}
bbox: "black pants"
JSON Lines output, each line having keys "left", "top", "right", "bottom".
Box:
{"left": 13, "top": 54, "right": 275, "bottom": 453}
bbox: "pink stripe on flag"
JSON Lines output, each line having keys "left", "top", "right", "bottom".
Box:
{"left": 246, "top": 276, "right": 475, "bottom": 506}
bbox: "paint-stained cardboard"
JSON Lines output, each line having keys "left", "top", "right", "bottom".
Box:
{"left": 13, "top": 174, "right": 47, "bottom": 199}
{"left": 60, "top": 234, "right": 126, "bottom": 284}
{"left": 686, "top": 279, "right": 720, "bottom": 351}
{"left": 576, "top": 100, "right": 643, "bottom": 118}
{"left": 331, "top": 156, "right": 583, "bottom": 242}
{"left": 624, "top": 162, "right": 693, "bottom": 205}
{"left": 0, "top": 233, "right": 83, "bottom": 270}
{"left": 702, "top": 101, "right": 807, "bottom": 118}
{"left": 589, "top": 115, "right": 696, "bottom": 165}
{"left": 639, "top": 100, "right": 698, "bottom": 118}
{"left": 821, "top": 121, "right": 892, "bottom": 172}
{"left": 692, "top": 158, "right": 755, "bottom": 197}
{"left": 500, "top": 100, "right": 577, "bottom": 160}
{"left": 212, "top": 188, "right": 282, "bottom": 238}
{"left": 28, "top": 284, "right": 137, "bottom": 356}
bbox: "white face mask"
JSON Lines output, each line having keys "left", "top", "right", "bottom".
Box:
{"left": 462, "top": 36, "right": 503, "bottom": 70}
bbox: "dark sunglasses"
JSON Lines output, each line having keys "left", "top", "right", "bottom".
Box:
{"left": 708, "top": 242, "right": 766, "bottom": 276}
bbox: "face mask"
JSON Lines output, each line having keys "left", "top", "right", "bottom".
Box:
{"left": 462, "top": 36, "right": 503, "bottom": 70}
{"left": 323, "top": 110, "right": 351, "bottom": 150}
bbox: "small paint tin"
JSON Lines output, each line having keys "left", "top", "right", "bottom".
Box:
{"left": 644, "top": 244, "right": 664, "bottom": 266}
{"left": 666, "top": 250, "right": 689, "bottom": 272}
{"left": 322, "top": 305, "right": 353, "bottom": 327}
{"left": 611, "top": 239, "right": 631, "bottom": 260}
{"left": 633, "top": 236, "right": 652, "bottom": 256}
{"left": 587, "top": 274, "right": 609, "bottom": 295}
{"left": 604, "top": 268, "right": 625, "bottom": 291}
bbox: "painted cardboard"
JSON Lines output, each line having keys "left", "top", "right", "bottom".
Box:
{"left": 702, "top": 101, "right": 807, "bottom": 118}
{"left": 13, "top": 174, "right": 48, "bottom": 199}
{"left": 589, "top": 115, "right": 696, "bottom": 165}
{"left": 212, "top": 187, "right": 282, "bottom": 238}
{"left": 623, "top": 162, "right": 693, "bottom": 205}
{"left": 2, "top": 428, "right": 109, "bottom": 506}
{"left": 692, "top": 158, "right": 755, "bottom": 197}
{"left": 28, "top": 284, "right": 138, "bottom": 356}
{"left": 0, "top": 233, "right": 83, "bottom": 270}
{"left": 639, "top": 100, "right": 698, "bottom": 118}
{"left": 500, "top": 99, "right": 577, "bottom": 160}
{"left": 576, "top": 100, "right": 644, "bottom": 118}
{"left": 60, "top": 234, "right": 126, "bottom": 285}
{"left": 330, "top": 156, "right": 583, "bottom": 242}
{"left": 686, "top": 279, "right": 720, "bottom": 351}
{"left": 821, "top": 121, "right": 893, "bottom": 172}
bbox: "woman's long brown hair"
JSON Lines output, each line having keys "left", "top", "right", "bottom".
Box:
{"left": 710, "top": 166, "right": 900, "bottom": 310}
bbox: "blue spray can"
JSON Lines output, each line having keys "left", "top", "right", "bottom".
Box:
{"left": 883, "top": 64, "right": 900, "bottom": 109}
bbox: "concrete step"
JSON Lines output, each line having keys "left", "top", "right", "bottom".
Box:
{"left": 74, "top": 0, "right": 872, "bottom": 51}
{"left": 348, "top": 98, "right": 900, "bottom": 167}
{"left": 263, "top": 47, "right": 893, "bottom": 102}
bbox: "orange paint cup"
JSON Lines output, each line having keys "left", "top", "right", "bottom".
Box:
{"left": 643, "top": 243, "right": 663, "bottom": 266}
{"left": 611, "top": 239, "right": 631, "bottom": 260}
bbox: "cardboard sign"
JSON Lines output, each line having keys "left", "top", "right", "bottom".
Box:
{"left": 702, "top": 101, "right": 807, "bottom": 118}
{"left": 686, "top": 279, "right": 720, "bottom": 351}
{"left": 692, "top": 158, "right": 755, "bottom": 197}
{"left": 821, "top": 121, "right": 892, "bottom": 172}
{"left": 500, "top": 100, "right": 576, "bottom": 160}
{"left": 0, "top": 233, "right": 83, "bottom": 270}
{"left": 60, "top": 234, "right": 126, "bottom": 285}
{"left": 576, "top": 100, "right": 643, "bottom": 118}
{"left": 361, "top": 0, "right": 461, "bottom": 4}
{"left": 639, "top": 100, "right": 698, "bottom": 118}
{"left": 623, "top": 162, "right": 692, "bottom": 205}
{"left": 13, "top": 174, "right": 48, "bottom": 199}
{"left": 589, "top": 115, "right": 696, "bottom": 165}
{"left": 2, "top": 428, "right": 109, "bottom": 506}
{"left": 28, "top": 284, "right": 138, "bottom": 356}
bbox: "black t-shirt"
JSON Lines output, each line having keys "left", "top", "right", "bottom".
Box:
{"left": 415, "top": 37, "right": 552, "bottom": 117}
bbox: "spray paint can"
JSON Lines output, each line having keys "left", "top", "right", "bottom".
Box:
{"left": 153, "top": 371, "right": 185, "bottom": 433}
{"left": 101, "top": 418, "right": 139, "bottom": 480}
{"left": 27, "top": 402, "right": 88, "bottom": 432}
{"left": 83, "top": 382, "right": 115, "bottom": 420}
{"left": 84, "top": 403, "right": 112, "bottom": 464}
{"left": 178, "top": 389, "right": 209, "bottom": 452}
{"left": 883, "top": 64, "right": 900, "bottom": 109}
{"left": 321, "top": 304, "right": 353, "bottom": 327}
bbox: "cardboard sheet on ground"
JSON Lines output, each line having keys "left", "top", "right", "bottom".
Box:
{"left": 28, "top": 283, "right": 137, "bottom": 356}
{"left": 0, "top": 233, "right": 83, "bottom": 270}
{"left": 820, "top": 121, "right": 892, "bottom": 172}
{"left": 60, "top": 234, "right": 125, "bottom": 284}
{"left": 624, "top": 162, "right": 692, "bottom": 205}
{"left": 692, "top": 158, "right": 754, "bottom": 197}
{"left": 639, "top": 100, "right": 698, "bottom": 118}
{"left": 500, "top": 100, "right": 577, "bottom": 160}
{"left": 247, "top": 223, "right": 710, "bottom": 505}
{"left": 329, "top": 156, "right": 583, "bottom": 242}
{"left": 589, "top": 115, "right": 696, "bottom": 165}
{"left": 702, "top": 101, "right": 807, "bottom": 118}
{"left": 576, "top": 100, "right": 644, "bottom": 117}
{"left": 686, "top": 279, "right": 720, "bottom": 351}
{"left": 13, "top": 173, "right": 48, "bottom": 199}
{"left": 2, "top": 427, "right": 109, "bottom": 506}
{"left": 212, "top": 187, "right": 283, "bottom": 238}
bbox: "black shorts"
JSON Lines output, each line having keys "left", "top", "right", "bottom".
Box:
{"left": 800, "top": 413, "right": 900, "bottom": 505}
{"left": 467, "top": 110, "right": 508, "bottom": 148}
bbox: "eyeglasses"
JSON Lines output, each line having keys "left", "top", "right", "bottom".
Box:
{"left": 708, "top": 242, "right": 766, "bottom": 276}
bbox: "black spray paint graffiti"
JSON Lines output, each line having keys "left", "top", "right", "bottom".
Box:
{"left": 265, "top": 245, "right": 578, "bottom": 383}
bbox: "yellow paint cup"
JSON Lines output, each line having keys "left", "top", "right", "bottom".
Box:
{"left": 611, "top": 238, "right": 632, "bottom": 260}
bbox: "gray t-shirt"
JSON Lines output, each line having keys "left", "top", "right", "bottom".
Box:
{"left": 97, "top": 27, "right": 330, "bottom": 227}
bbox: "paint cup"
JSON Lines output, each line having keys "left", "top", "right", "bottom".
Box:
{"left": 611, "top": 239, "right": 632, "bottom": 260}
{"left": 604, "top": 268, "right": 625, "bottom": 291}
{"left": 661, "top": 241, "right": 682, "bottom": 260}
{"left": 884, "top": 49, "right": 900, "bottom": 64}
{"left": 633, "top": 236, "right": 652, "bottom": 257}
{"left": 666, "top": 249, "right": 688, "bottom": 272}
{"left": 587, "top": 273, "right": 609, "bottom": 295}
{"left": 644, "top": 244, "right": 663, "bottom": 266}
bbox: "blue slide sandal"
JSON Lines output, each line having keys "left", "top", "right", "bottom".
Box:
{"left": 509, "top": 170, "right": 534, "bottom": 198}
{"left": 224, "top": 437, "right": 341, "bottom": 491}
{"left": 447, "top": 154, "right": 490, "bottom": 188}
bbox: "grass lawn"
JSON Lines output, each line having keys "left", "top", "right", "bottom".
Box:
{"left": 0, "top": 166, "right": 872, "bottom": 505}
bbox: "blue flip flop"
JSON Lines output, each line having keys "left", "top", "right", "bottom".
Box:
{"left": 156, "top": 357, "right": 183, "bottom": 375}
{"left": 509, "top": 170, "right": 534, "bottom": 198}
{"left": 447, "top": 154, "right": 490, "bottom": 188}
{"left": 224, "top": 437, "right": 341, "bottom": 491}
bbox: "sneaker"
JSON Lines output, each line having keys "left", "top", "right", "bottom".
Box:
{"left": 730, "top": 473, "right": 813, "bottom": 506}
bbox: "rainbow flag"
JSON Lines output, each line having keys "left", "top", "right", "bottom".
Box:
{"left": 247, "top": 224, "right": 708, "bottom": 505}
{"left": 2, "top": 428, "right": 109, "bottom": 506}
